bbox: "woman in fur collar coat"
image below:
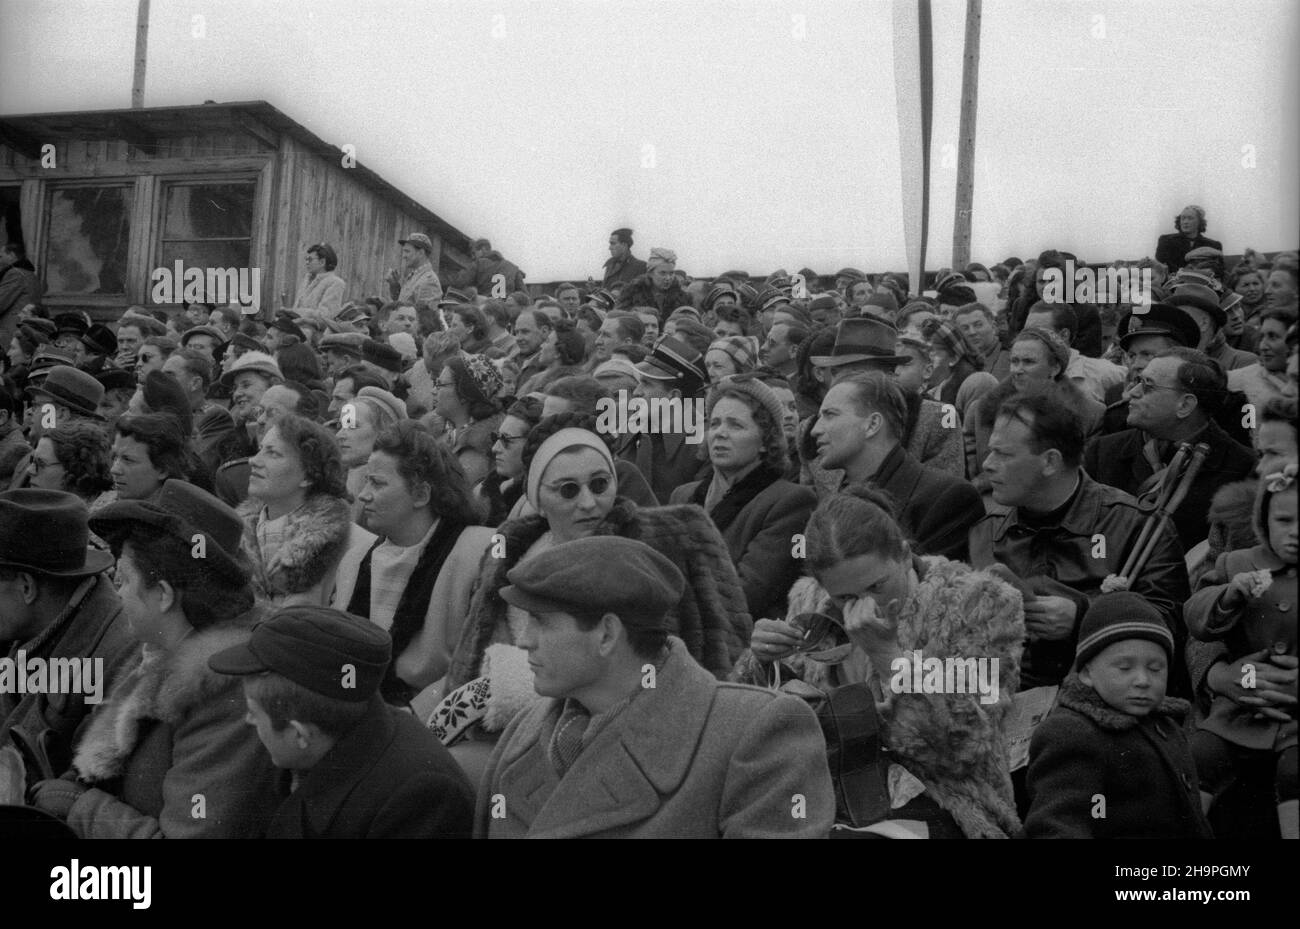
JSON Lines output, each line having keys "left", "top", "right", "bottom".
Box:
{"left": 438, "top": 417, "right": 752, "bottom": 746}
{"left": 733, "top": 486, "right": 1025, "bottom": 839}
{"left": 28, "top": 481, "right": 282, "bottom": 838}
{"left": 239, "top": 414, "right": 375, "bottom": 606}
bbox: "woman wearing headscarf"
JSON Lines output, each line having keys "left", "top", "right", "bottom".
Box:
{"left": 336, "top": 385, "right": 405, "bottom": 518}
{"left": 733, "top": 486, "right": 1025, "bottom": 838}
{"left": 434, "top": 414, "right": 752, "bottom": 774}
{"left": 670, "top": 375, "right": 816, "bottom": 621}
{"left": 921, "top": 317, "right": 998, "bottom": 422}
{"left": 238, "top": 413, "right": 375, "bottom": 607}
{"left": 704, "top": 336, "right": 761, "bottom": 382}
{"left": 29, "top": 481, "right": 281, "bottom": 837}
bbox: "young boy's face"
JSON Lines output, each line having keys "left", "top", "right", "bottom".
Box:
{"left": 243, "top": 689, "right": 310, "bottom": 770}
{"left": 1080, "top": 639, "right": 1168, "bottom": 717}
{"left": 1267, "top": 488, "right": 1298, "bottom": 564}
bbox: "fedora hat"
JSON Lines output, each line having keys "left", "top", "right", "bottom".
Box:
{"left": 218, "top": 351, "right": 283, "bottom": 389}
{"left": 811, "top": 317, "right": 910, "bottom": 368}
{"left": 0, "top": 489, "right": 115, "bottom": 577}
{"left": 80, "top": 323, "right": 118, "bottom": 357}
{"left": 27, "top": 365, "right": 105, "bottom": 420}
{"left": 90, "top": 480, "right": 247, "bottom": 584}
{"left": 53, "top": 312, "right": 90, "bottom": 338}
{"left": 180, "top": 325, "right": 225, "bottom": 347}
{"left": 1166, "top": 282, "right": 1226, "bottom": 329}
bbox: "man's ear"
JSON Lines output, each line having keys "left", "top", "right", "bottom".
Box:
{"left": 156, "top": 578, "right": 178, "bottom": 614}
{"left": 1040, "top": 448, "right": 1066, "bottom": 478}
{"left": 596, "top": 613, "right": 623, "bottom": 658}
{"left": 289, "top": 720, "right": 312, "bottom": 749}
{"left": 1078, "top": 665, "right": 1092, "bottom": 687}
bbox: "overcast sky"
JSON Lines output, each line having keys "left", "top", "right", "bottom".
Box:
{"left": 1, "top": 0, "right": 1296, "bottom": 282}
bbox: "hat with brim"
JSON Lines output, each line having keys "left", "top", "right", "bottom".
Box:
{"left": 361, "top": 339, "right": 404, "bottom": 374}
{"left": 53, "top": 312, "right": 89, "bottom": 338}
{"left": 0, "top": 489, "right": 115, "bottom": 577}
{"left": 438, "top": 288, "right": 473, "bottom": 308}
{"left": 319, "top": 332, "right": 366, "bottom": 356}
{"left": 181, "top": 325, "right": 225, "bottom": 347}
{"left": 229, "top": 332, "right": 263, "bottom": 354}
{"left": 1220, "top": 292, "right": 1243, "bottom": 313}
{"left": 1118, "top": 303, "right": 1201, "bottom": 351}
{"left": 80, "top": 323, "right": 118, "bottom": 357}
{"left": 634, "top": 336, "right": 706, "bottom": 384}
{"left": 27, "top": 365, "right": 106, "bottom": 421}
{"left": 270, "top": 314, "right": 306, "bottom": 342}
{"left": 1166, "top": 283, "right": 1226, "bottom": 329}
{"left": 398, "top": 232, "right": 434, "bottom": 254}
{"left": 218, "top": 351, "right": 283, "bottom": 389}
{"left": 95, "top": 368, "right": 137, "bottom": 393}
{"left": 90, "top": 480, "right": 246, "bottom": 584}
{"left": 811, "top": 317, "right": 911, "bottom": 368}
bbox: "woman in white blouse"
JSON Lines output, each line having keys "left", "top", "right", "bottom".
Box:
{"left": 292, "top": 243, "right": 347, "bottom": 317}
{"left": 331, "top": 421, "right": 494, "bottom": 718}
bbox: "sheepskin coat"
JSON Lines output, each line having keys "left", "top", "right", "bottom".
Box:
{"left": 444, "top": 498, "right": 753, "bottom": 706}
{"left": 237, "top": 495, "right": 376, "bottom": 607}
{"left": 66, "top": 613, "right": 283, "bottom": 838}
{"left": 615, "top": 273, "right": 691, "bottom": 320}
{"left": 731, "top": 557, "right": 1025, "bottom": 838}
{"left": 1024, "top": 674, "right": 1213, "bottom": 839}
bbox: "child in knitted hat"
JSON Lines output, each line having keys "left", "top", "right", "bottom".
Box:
{"left": 1024, "top": 592, "right": 1212, "bottom": 838}
{"left": 1185, "top": 463, "right": 1298, "bottom": 838}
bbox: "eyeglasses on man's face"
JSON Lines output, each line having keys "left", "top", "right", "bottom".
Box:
{"left": 1129, "top": 377, "right": 1185, "bottom": 396}
{"left": 490, "top": 432, "right": 527, "bottom": 446}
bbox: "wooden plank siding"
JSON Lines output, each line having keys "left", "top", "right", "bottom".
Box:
{"left": 0, "top": 102, "right": 475, "bottom": 321}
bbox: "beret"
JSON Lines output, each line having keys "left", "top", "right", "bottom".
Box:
{"left": 500, "top": 537, "right": 684, "bottom": 628}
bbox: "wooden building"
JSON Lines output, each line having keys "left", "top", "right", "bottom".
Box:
{"left": 0, "top": 101, "right": 472, "bottom": 319}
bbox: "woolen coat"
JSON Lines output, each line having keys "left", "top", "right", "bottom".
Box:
{"left": 0, "top": 575, "right": 138, "bottom": 786}
{"left": 265, "top": 696, "right": 474, "bottom": 839}
{"left": 1024, "top": 674, "right": 1213, "bottom": 839}
{"left": 66, "top": 611, "right": 282, "bottom": 838}
{"left": 670, "top": 465, "right": 817, "bottom": 622}
{"left": 475, "top": 637, "right": 834, "bottom": 838}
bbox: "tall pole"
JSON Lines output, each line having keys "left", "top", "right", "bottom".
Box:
{"left": 952, "top": 0, "right": 981, "bottom": 270}
{"left": 132, "top": 0, "right": 150, "bottom": 108}
{"left": 893, "top": 0, "right": 934, "bottom": 296}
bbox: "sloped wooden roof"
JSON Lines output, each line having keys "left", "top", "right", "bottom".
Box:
{"left": 0, "top": 100, "right": 471, "bottom": 252}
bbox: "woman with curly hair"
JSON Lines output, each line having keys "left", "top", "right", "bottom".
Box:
{"left": 238, "top": 413, "right": 375, "bottom": 608}
{"left": 434, "top": 352, "right": 505, "bottom": 487}
{"left": 734, "top": 485, "right": 1026, "bottom": 838}
{"left": 433, "top": 412, "right": 752, "bottom": 782}
{"left": 447, "top": 305, "right": 493, "bottom": 356}
{"left": 670, "top": 375, "right": 815, "bottom": 621}
{"left": 475, "top": 394, "right": 543, "bottom": 526}
{"left": 331, "top": 421, "right": 493, "bottom": 715}
{"left": 110, "top": 412, "right": 208, "bottom": 501}
{"left": 28, "top": 420, "right": 114, "bottom": 506}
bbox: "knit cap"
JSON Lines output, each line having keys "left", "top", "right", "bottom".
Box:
{"left": 1074, "top": 592, "right": 1175, "bottom": 671}
{"left": 447, "top": 351, "right": 504, "bottom": 404}
{"left": 706, "top": 374, "right": 788, "bottom": 455}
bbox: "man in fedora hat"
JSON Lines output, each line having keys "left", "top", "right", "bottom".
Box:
{"left": 179, "top": 325, "right": 224, "bottom": 364}
{"left": 25, "top": 365, "right": 105, "bottom": 446}
{"left": 51, "top": 313, "right": 89, "bottom": 356}
{"left": 0, "top": 490, "right": 135, "bottom": 800}
{"left": 618, "top": 336, "right": 711, "bottom": 503}
{"left": 209, "top": 606, "right": 474, "bottom": 838}
{"left": 801, "top": 317, "right": 964, "bottom": 492}
{"left": 477, "top": 536, "right": 833, "bottom": 838}
{"left": 1166, "top": 280, "right": 1258, "bottom": 372}
{"left": 77, "top": 324, "right": 117, "bottom": 374}
{"left": 387, "top": 233, "right": 443, "bottom": 317}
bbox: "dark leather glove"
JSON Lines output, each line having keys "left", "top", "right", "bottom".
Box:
{"left": 28, "top": 777, "right": 88, "bottom": 820}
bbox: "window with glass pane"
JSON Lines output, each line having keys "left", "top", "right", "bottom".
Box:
{"left": 43, "top": 186, "right": 133, "bottom": 295}
{"left": 157, "top": 182, "right": 256, "bottom": 288}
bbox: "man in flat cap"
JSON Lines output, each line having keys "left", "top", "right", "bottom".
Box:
{"left": 387, "top": 233, "right": 444, "bottom": 318}
{"left": 477, "top": 536, "right": 834, "bottom": 839}
{"left": 210, "top": 606, "right": 474, "bottom": 839}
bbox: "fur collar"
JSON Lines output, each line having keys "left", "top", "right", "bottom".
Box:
{"left": 237, "top": 494, "right": 353, "bottom": 597}
{"left": 73, "top": 614, "right": 260, "bottom": 782}
{"left": 1056, "top": 673, "right": 1189, "bottom": 732}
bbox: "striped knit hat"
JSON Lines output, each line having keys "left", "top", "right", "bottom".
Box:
{"left": 1074, "top": 592, "right": 1174, "bottom": 671}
